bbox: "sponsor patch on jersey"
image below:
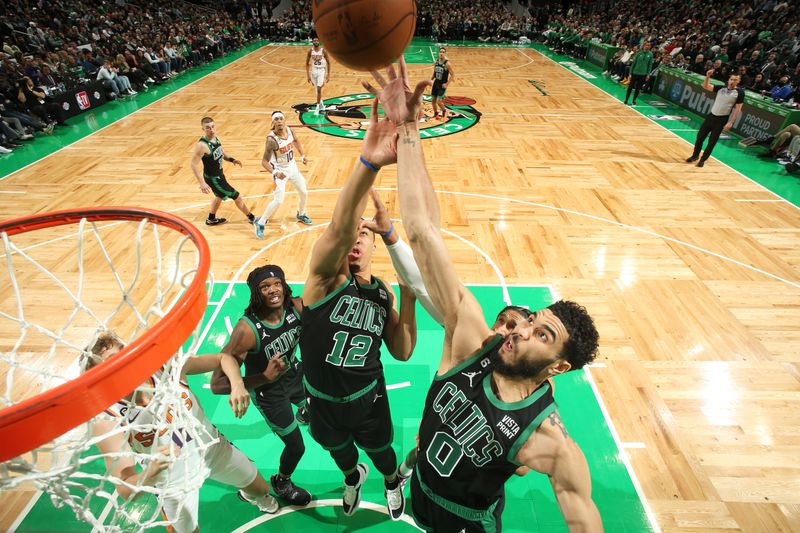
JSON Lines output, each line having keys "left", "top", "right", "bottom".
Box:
{"left": 378, "top": 288, "right": 387, "bottom": 300}
{"left": 287, "top": 313, "right": 297, "bottom": 323}
{"left": 292, "top": 93, "right": 481, "bottom": 140}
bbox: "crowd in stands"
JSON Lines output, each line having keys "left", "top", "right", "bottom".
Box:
{"left": 1, "top": 0, "right": 259, "bottom": 154}
{"left": 541, "top": 0, "right": 799, "bottom": 170}
{"left": 2, "top": 0, "right": 798, "bottom": 170}
{"left": 543, "top": 0, "right": 800, "bottom": 105}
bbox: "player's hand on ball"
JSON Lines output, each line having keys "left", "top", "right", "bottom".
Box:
{"left": 361, "top": 98, "right": 399, "bottom": 167}
{"left": 229, "top": 383, "right": 250, "bottom": 418}
{"left": 362, "top": 56, "right": 431, "bottom": 125}
{"left": 264, "top": 356, "right": 288, "bottom": 384}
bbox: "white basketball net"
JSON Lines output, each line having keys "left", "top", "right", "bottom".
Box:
{"left": 0, "top": 216, "right": 216, "bottom": 531}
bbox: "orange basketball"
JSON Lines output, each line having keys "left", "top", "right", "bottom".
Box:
{"left": 312, "top": 0, "right": 417, "bottom": 71}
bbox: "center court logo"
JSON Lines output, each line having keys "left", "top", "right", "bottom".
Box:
{"left": 292, "top": 93, "right": 481, "bottom": 140}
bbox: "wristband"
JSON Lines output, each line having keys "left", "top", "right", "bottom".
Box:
{"left": 359, "top": 155, "right": 380, "bottom": 172}
{"left": 381, "top": 224, "right": 394, "bottom": 239}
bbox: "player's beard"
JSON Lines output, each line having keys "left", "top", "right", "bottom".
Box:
{"left": 488, "top": 344, "right": 554, "bottom": 380}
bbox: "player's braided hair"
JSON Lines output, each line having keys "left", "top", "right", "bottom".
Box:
{"left": 245, "top": 264, "right": 293, "bottom": 315}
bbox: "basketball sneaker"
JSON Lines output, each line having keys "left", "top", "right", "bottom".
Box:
{"left": 237, "top": 490, "right": 279, "bottom": 514}
{"left": 254, "top": 220, "right": 265, "bottom": 239}
{"left": 385, "top": 479, "right": 406, "bottom": 521}
{"left": 342, "top": 463, "right": 368, "bottom": 516}
{"left": 296, "top": 212, "right": 313, "bottom": 225}
{"left": 397, "top": 467, "right": 412, "bottom": 490}
{"left": 270, "top": 474, "right": 312, "bottom": 506}
{"left": 205, "top": 217, "right": 227, "bottom": 226}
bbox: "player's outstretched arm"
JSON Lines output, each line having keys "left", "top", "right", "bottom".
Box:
{"left": 361, "top": 189, "right": 444, "bottom": 325}
{"left": 383, "top": 282, "right": 417, "bottom": 361}
{"left": 363, "top": 57, "right": 491, "bottom": 365}
{"left": 517, "top": 411, "right": 603, "bottom": 532}
{"left": 304, "top": 97, "right": 398, "bottom": 304}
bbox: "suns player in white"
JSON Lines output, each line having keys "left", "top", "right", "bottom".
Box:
{"left": 255, "top": 110, "right": 312, "bottom": 238}
{"left": 306, "top": 37, "right": 331, "bottom": 111}
{"left": 89, "top": 333, "right": 287, "bottom": 532}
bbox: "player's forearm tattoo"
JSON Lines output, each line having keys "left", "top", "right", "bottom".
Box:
{"left": 547, "top": 411, "right": 569, "bottom": 439}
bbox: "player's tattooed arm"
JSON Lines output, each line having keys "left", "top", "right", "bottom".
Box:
{"left": 261, "top": 137, "right": 278, "bottom": 172}
{"left": 548, "top": 410, "right": 570, "bottom": 440}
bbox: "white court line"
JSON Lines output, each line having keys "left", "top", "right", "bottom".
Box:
{"left": 1, "top": 44, "right": 269, "bottom": 183}
{"left": 223, "top": 316, "right": 234, "bottom": 335}
{"left": 622, "top": 442, "right": 648, "bottom": 449}
{"left": 734, "top": 199, "right": 786, "bottom": 203}
{"left": 584, "top": 366, "right": 662, "bottom": 533}
{"left": 387, "top": 381, "right": 412, "bottom": 391}
{"left": 231, "top": 498, "right": 422, "bottom": 532}
{"left": 9, "top": 492, "right": 42, "bottom": 532}
{"left": 11, "top": 187, "right": 800, "bottom": 290}
{"left": 441, "top": 228, "right": 510, "bottom": 305}
{"left": 257, "top": 44, "right": 534, "bottom": 77}
{"left": 531, "top": 47, "right": 798, "bottom": 211}
{"left": 0, "top": 190, "right": 26, "bottom": 194}
{"left": 429, "top": 45, "right": 436, "bottom": 62}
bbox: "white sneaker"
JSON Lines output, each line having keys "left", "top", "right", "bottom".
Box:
{"left": 238, "top": 490, "right": 279, "bottom": 514}
{"left": 385, "top": 480, "right": 406, "bottom": 521}
{"left": 0, "top": 146, "right": 11, "bottom": 154}
{"left": 342, "top": 463, "right": 368, "bottom": 516}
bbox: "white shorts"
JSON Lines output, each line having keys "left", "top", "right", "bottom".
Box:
{"left": 311, "top": 68, "right": 326, "bottom": 87}
{"left": 161, "top": 436, "right": 258, "bottom": 533}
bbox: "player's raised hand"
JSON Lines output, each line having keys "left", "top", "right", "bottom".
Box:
{"left": 362, "top": 56, "right": 430, "bottom": 125}
{"left": 360, "top": 188, "right": 392, "bottom": 235}
{"left": 361, "top": 98, "right": 398, "bottom": 168}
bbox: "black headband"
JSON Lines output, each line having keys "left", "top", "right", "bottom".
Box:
{"left": 251, "top": 264, "right": 286, "bottom": 288}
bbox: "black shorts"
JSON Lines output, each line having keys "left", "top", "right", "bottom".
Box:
{"left": 431, "top": 81, "right": 446, "bottom": 98}
{"left": 410, "top": 471, "right": 505, "bottom": 533}
{"left": 251, "top": 360, "right": 306, "bottom": 436}
{"left": 307, "top": 377, "right": 394, "bottom": 453}
{"left": 203, "top": 172, "right": 240, "bottom": 200}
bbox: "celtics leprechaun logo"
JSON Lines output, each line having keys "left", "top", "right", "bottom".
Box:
{"left": 291, "top": 93, "right": 481, "bottom": 140}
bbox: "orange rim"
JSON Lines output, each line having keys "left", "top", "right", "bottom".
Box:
{"left": 0, "top": 207, "right": 210, "bottom": 463}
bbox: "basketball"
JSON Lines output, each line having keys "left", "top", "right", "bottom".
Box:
{"left": 312, "top": 0, "right": 417, "bottom": 71}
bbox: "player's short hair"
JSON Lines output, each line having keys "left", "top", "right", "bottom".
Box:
{"left": 547, "top": 300, "right": 599, "bottom": 370}
{"left": 495, "top": 305, "right": 532, "bottom": 320}
{"left": 439, "top": 47, "right": 446, "bottom": 53}
{"left": 200, "top": 116, "right": 214, "bottom": 125}
{"left": 83, "top": 332, "right": 124, "bottom": 371}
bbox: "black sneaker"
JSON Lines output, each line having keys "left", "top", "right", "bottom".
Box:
{"left": 385, "top": 479, "right": 405, "bottom": 521}
{"left": 205, "top": 217, "right": 227, "bottom": 226}
{"left": 342, "top": 463, "right": 368, "bottom": 516}
{"left": 696, "top": 160, "right": 705, "bottom": 168}
{"left": 686, "top": 156, "right": 698, "bottom": 163}
{"left": 295, "top": 405, "right": 309, "bottom": 425}
{"left": 270, "top": 474, "right": 312, "bottom": 506}
{"left": 757, "top": 151, "right": 776, "bottom": 159}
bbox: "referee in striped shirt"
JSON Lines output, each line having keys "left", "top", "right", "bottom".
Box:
{"left": 686, "top": 70, "right": 744, "bottom": 168}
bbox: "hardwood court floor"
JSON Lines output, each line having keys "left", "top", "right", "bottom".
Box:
{"left": 1, "top": 43, "right": 799, "bottom": 532}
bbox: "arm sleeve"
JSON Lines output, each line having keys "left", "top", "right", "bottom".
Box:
{"left": 736, "top": 88, "right": 745, "bottom": 103}
{"left": 385, "top": 237, "right": 444, "bottom": 326}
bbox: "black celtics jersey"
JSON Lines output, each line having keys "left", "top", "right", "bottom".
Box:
{"left": 433, "top": 60, "right": 449, "bottom": 83}
{"left": 240, "top": 307, "right": 301, "bottom": 389}
{"left": 199, "top": 136, "right": 223, "bottom": 177}
{"left": 300, "top": 275, "right": 392, "bottom": 401}
{"left": 417, "top": 335, "right": 556, "bottom": 512}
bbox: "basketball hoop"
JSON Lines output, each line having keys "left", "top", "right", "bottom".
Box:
{"left": 0, "top": 207, "right": 209, "bottom": 462}
{"left": 0, "top": 207, "right": 214, "bottom": 531}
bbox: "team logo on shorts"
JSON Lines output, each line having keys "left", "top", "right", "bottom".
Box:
{"left": 292, "top": 93, "right": 481, "bottom": 140}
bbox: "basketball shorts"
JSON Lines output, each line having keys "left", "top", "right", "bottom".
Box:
{"left": 161, "top": 436, "right": 258, "bottom": 532}
{"left": 311, "top": 68, "right": 326, "bottom": 87}
{"left": 410, "top": 470, "right": 506, "bottom": 533}
{"left": 272, "top": 164, "right": 307, "bottom": 203}
{"left": 308, "top": 377, "right": 394, "bottom": 453}
{"left": 431, "top": 81, "right": 446, "bottom": 98}
{"left": 203, "top": 172, "right": 240, "bottom": 200}
{"left": 251, "top": 359, "right": 306, "bottom": 437}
